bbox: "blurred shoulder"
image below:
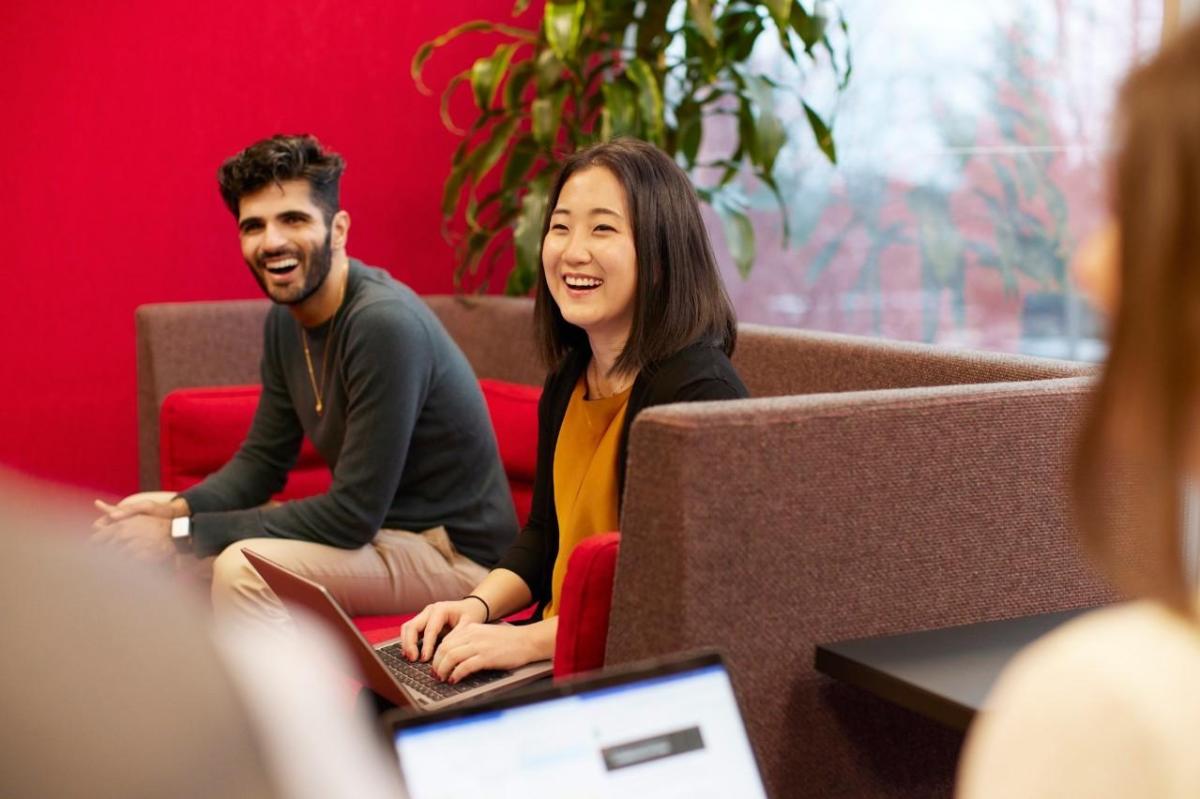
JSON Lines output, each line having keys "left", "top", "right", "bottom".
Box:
{"left": 957, "top": 601, "right": 1200, "bottom": 798}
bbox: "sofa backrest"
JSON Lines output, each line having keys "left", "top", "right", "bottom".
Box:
{"left": 733, "top": 323, "right": 1091, "bottom": 397}
{"left": 136, "top": 295, "right": 544, "bottom": 490}
{"left": 606, "top": 378, "right": 1113, "bottom": 798}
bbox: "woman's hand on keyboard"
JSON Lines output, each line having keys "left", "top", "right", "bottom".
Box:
{"left": 431, "top": 618, "right": 557, "bottom": 683}
{"left": 399, "top": 599, "right": 487, "bottom": 663}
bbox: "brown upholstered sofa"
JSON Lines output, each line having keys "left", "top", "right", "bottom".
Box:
{"left": 137, "top": 296, "right": 1106, "bottom": 798}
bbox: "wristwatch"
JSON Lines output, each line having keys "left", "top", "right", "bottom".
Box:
{"left": 170, "top": 515, "right": 193, "bottom": 554}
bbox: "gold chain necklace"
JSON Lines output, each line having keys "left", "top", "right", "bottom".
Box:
{"left": 588, "top": 358, "right": 633, "bottom": 399}
{"left": 300, "top": 281, "right": 347, "bottom": 415}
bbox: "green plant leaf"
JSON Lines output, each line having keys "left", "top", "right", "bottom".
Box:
{"left": 600, "top": 78, "right": 638, "bottom": 141}
{"left": 596, "top": 0, "right": 639, "bottom": 31}
{"left": 756, "top": 110, "right": 786, "bottom": 174}
{"left": 411, "top": 20, "right": 535, "bottom": 94}
{"left": 411, "top": 43, "right": 436, "bottom": 94}
{"left": 442, "top": 156, "right": 472, "bottom": 219}
{"left": 757, "top": 169, "right": 791, "bottom": 246}
{"left": 636, "top": 1, "right": 671, "bottom": 59}
{"left": 443, "top": 115, "right": 513, "bottom": 220}
{"left": 682, "top": 25, "right": 720, "bottom": 83}
{"left": 467, "top": 184, "right": 520, "bottom": 233}
{"left": 532, "top": 86, "right": 568, "bottom": 147}
{"left": 511, "top": 174, "right": 552, "bottom": 295}
{"left": 736, "top": 96, "right": 758, "bottom": 168}
{"left": 719, "top": 8, "right": 764, "bottom": 62}
{"left": 438, "top": 70, "right": 472, "bottom": 134}
{"left": 504, "top": 60, "right": 535, "bottom": 111}
{"left": 676, "top": 98, "right": 702, "bottom": 167}
{"left": 474, "top": 117, "right": 521, "bottom": 184}
{"left": 504, "top": 255, "right": 537, "bottom": 295}
{"left": 544, "top": 0, "right": 585, "bottom": 62}
{"left": 803, "top": 102, "right": 836, "bottom": 163}
{"left": 760, "top": 0, "right": 793, "bottom": 33}
{"left": 625, "top": 58, "right": 665, "bottom": 145}
{"left": 471, "top": 43, "right": 520, "bottom": 111}
{"left": 459, "top": 229, "right": 493, "bottom": 285}
{"left": 740, "top": 75, "right": 786, "bottom": 173}
{"left": 714, "top": 200, "right": 756, "bottom": 278}
{"left": 502, "top": 135, "right": 539, "bottom": 190}
{"left": 535, "top": 48, "right": 564, "bottom": 92}
{"left": 790, "top": 4, "right": 828, "bottom": 52}
{"left": 687, "top": 0, "right": 718, "bottom": 47}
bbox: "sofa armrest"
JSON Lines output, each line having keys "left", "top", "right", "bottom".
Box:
{"left": 607, "top": 376, "right": 1114, "bottom": 798}
{"left": 553, "top": 532, "right": 621, "bottom": 680}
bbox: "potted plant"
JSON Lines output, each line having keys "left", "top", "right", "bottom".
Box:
{"left": 414, "top": 0, "right": 851, "bottom": 293}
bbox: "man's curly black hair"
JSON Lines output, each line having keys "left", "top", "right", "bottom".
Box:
{"left": 217, "top": 134, "right": 345, "bottom": 222}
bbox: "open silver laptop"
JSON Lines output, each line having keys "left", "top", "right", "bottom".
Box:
{"left": 385, "top": 651, "right": 768, "bottom": 799}
{"left": 242, "top": 549, "right": 552, "bottom": 712}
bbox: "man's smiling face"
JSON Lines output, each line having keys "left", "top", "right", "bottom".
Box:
{"left": 237, "top": 179, "right": 334, "bottom": 306}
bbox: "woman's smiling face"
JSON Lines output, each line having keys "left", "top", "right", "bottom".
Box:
{"left": 541, "top": 166, "right": 638, "bottom": 346}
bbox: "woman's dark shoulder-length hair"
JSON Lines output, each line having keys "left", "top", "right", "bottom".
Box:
{"left": 534, "top": 137, "right": 737, "bottom": 374}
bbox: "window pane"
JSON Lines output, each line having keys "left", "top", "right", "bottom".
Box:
{"left": 709, "top": 0, "right": 1161, "bottom": 360}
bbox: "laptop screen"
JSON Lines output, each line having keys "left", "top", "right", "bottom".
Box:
{"left": 391, "top": 658, "right": 767, "bottom": 799}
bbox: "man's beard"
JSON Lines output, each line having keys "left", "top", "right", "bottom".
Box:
{"left": 251, "top": 229, "right": 334, "bottom": 306}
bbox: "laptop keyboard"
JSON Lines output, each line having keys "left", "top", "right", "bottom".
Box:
{"left": 377, "top": 643, "right": 508, "bottom": 701}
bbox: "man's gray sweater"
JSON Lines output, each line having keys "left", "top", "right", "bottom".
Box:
{"left": 181, "top": 260, "right": 518, "bottom": 565}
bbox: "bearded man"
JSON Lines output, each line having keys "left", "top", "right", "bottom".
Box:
{"left": 94, "top": 134, "right": 518, "bottom": 626}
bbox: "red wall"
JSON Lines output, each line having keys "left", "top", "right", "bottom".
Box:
{"left": 0, "top": 0, "right": 518, "bottom": 495}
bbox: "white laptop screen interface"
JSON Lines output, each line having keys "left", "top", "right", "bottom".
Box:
{"left": 392, "top": 663, "right": 767, "bottom": 799}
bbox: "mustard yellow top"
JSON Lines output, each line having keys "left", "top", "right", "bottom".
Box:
{"left": 542, "top": 374, "right": 632, "bottom": 618}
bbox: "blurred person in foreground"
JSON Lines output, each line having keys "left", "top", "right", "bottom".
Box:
{"left": 0, "top": 471, "right": 404, "bottom": 798}
{"left": 957, "top": 21, "right": 1200, "bottom": 799}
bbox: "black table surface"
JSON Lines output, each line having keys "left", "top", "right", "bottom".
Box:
{"left": 815, "top": 607, "right": 1098, "bottom": 731}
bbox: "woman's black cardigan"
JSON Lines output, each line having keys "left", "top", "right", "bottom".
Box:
{"left": 494, "top": 341, "right": 749, "bottom": 619}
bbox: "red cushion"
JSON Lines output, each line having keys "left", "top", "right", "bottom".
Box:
{"left": 479, "top": 378, "right": 539, "bottom": 480}
{"left": 553, "top": 532, "right": 621, "bottom": 679}
{"left": 160, "top": 385, "right": 329, "bottom": 500}
{"left": 479, "top": 379, "right": 541, "bottom": 527}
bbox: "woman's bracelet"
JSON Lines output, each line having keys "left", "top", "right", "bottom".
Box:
{"left": 463, "top": 594, "right": 491, "bottom": 623}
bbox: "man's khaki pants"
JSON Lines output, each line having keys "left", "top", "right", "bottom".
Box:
{"left": 125, "top": 493, "right": 488, "bottom": 627}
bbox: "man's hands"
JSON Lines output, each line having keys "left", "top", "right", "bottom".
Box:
{"left": 399, "top": 600, "right": 555, "bottom": 683}
{"left": 91, "top": 495, "right": 189, "bottom": 564}
{"left": 93, "top": 496, "right": 188, "bottom": 524}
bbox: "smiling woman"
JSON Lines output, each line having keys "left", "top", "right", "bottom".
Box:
{"left": 541, "top": 165, "right": 638, "bottom": 384}
{"left": 399, "top": 138, "right": 750, "bottom": 688}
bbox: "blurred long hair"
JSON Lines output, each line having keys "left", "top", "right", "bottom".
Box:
{"left": 1074, "top": 22, "right": 1200, "bottom": 612}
